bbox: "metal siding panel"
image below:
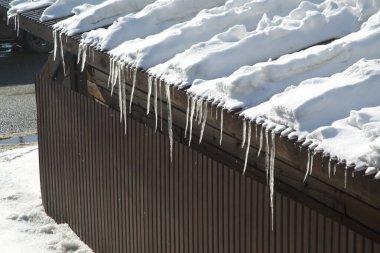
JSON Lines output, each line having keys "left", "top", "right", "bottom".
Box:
{"left": 36, "top": 75, "right": 380, "bottom": 253}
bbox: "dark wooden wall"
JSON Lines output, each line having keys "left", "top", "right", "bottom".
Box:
{"left": 36, "top": 74, "right": 380, "bottom": 253}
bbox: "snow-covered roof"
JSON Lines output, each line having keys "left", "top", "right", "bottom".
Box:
{"left": 7, "top": 0, "right": 380, "bottom": 176}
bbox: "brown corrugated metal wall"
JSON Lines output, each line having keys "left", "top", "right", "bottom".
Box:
{"left": 36, "top": 76, "right": 380, "bottom": 253}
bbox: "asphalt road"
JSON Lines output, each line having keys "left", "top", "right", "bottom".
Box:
{"left": 0, "top": 44, "right": 48, "bottom": 137}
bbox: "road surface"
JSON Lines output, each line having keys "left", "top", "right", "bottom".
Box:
{"left": 0, "top": 44, "right": 48, "bottom": 138}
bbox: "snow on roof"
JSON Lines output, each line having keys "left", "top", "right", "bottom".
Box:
{"left": 7, "top": 0, "right": 380, "bottom": 172}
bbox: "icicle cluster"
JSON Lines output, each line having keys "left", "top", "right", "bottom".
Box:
{"left": 241, "top": 118, "right": 278, "bottom": 230}
{"left": 52, "top": 30, "right": 67, "bottom": 75}
{"left": 184, "top": 96, "right": 208, "bottom": 147}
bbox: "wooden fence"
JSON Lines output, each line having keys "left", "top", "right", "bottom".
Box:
{"left": 36, "top": 75, "right": 380, "bottom": 253}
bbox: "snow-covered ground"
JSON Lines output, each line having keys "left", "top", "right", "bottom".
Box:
{"left": 0, "top": 146, "right": 92, "bottom": 253}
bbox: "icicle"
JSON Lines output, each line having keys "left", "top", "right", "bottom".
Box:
{"left": 154, "top": 78, "right": 158, "bottom": 132}
{"left": 309, "top": 151, "right": 315, "bottom": 175}
{"left": 269, "top": 130, "right": 276, "bottom": 231}
{"left": 241, "top": 120, "right": 247, "bottom": 148}
{"left": 165, "top": 85, "right": 173, "bottom": 162}
{"left": 352, "top": 171, "right": 355, "bottom": 178}
{"left": 243, "top": 123, "right": 251, "bottom": 174}
{"left": 215, "top": 108, "right": 218, "bottom": 120}
{"left": 129, "top": 67, "right": 138, "bottom": 113}
{"left": 199, "top": 102, "right": 208, "bottom": 144}
{"left": 77, "top": 44, "right": 83, "bottom": 64}
{"left": 219, "top": 109, "right": 224, "bottom": 145}
{"left": 344, "top": 169, "right": 347, "bottom": 188}
{"left": 147, "top": 76, "right": 153, "bottom": 115}
{"left": 257, "top": 127, "right": 264, "bottom": 157}
{"left": 195, "top": 99, "right": 200, "bottom": 123}
{"left": 159, "top": 81, "right": 163, "bottom": 131}
{"left": 117, "top": 63, "right": 123, "bottom": 121}
{"left": 59, "top": 33, "right": 66, "bottom": 76}
{"left": 270, "top": 131, "right": 276, "bottom": 178}
{"left": 255, "top": 124, "right": 258, "bottom": 140}
{"left": 108, "top": 58, "right": 114, "bottom": 88}
{"left": 265, "top": 129, "right": 270, "bottom": 181}
{"left": 111, "top": 59, "right": 118, "bottom": 96}
{"left": 184, "top": 96, "right": 190, "bottom": 138}
{"left": 81, "top": 44, "right": 87, "bottom": 72}
{"left": 198, "top": 100, "right": 203, "bottom": 125}
{"left": 16, "top": 15, "right": 20, "bottom": 37}
{"left": 53, "top": 30, "right": 58, "bottom": 60}
{"left": 334, "top": 163, "right": 337, "bottom": 175}
{"left": 303, "top": 150, "right": 311, "bottom": 182}
{"left": 114, "top": 60, "right": 120, "bottom": 93}
{"left": 328, "top": 158, "right": 332, "bottom": 178}
{"left": 121, "top": 66, "right": 127, "bottom": 133}
{"left": 188, "top": 97, "right": 196, "bottom": 146}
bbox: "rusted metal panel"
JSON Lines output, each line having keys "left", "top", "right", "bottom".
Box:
{"left": 36, "top": 76, "right": 380, "bottom": 253}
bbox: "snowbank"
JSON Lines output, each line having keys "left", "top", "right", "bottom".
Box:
{"left": 40, "top": 0, "right": 104, "bottom": 22}
{"left": 81, "top": 0, "right": 227, "bottom": 51}
{"left": 8, "top": 0, "right": 55, "bottom": 18}
{"left": 187, "top": 11, "right": 380, "bottom": 110}
{"left": 108, "top": 0, "right": 306, "bottom": 68}
{"left": 0, "top": 146, "right": 93, "bottom": 252}
{"left": 241, "top": 59, "right": 380, "bottom": 168}
{"left": 306, "top": 107, "right": 380, "bottom": 169}
{"left": 52, "top": 0, "right": 155, "bottom": 36}
{"left": 149, "top": 0, "right": 376, "bottom": 87}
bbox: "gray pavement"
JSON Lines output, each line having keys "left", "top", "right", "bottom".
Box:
{"left": 0, "top": 44, "right": 48, "bottom": 137}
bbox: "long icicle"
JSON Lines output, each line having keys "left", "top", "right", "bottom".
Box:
{"left": 344, "top": 169, "right": 347, "bottom": 188}
{"left": 108, "top": 58, "right": 114, "bottom": 89}
{"left": 165, "top": 85, "right": 173, "bottom": 162}
{"left": 258, "top": 127, "right": 264, "bottom": 157}
{"left": 269, "top": 130, "right": 276, "bottom": 231}
{"left": 81, "top": 44, "right": 87, "bottom": 72}
{"left": 77, "top": 43, "right": 83, "bottom": 64}
{"left": 154, "top": 78, "right": 158, "bottom": 132}
{"left": 16, "top": 15, "right": 20, "bottom": 37}
{"left": 199, "top": 102, "right": 208, "bottom": 144}
{"left": 59, "top": 33, "right": 66, "bottom": 76}
{"left": 243, "top": 123, "right": 251, "bottom": 175}
{"left": 309, "top": 151, "right": 315, "bottom": 175}
{"left": 328, "top": 158, "right": 332, "bottom": 178}
{"left": 121, "top": 65, "right": 127, "bottom": 133}
{"left": 198, "top": 100, "right": 203, "bottom": 125}
{"left": 195, "top": 99, "right": 200, "bottom": 123}
{"left": 53, "top": 30, "right": 58, "bottom": 60}
{"left": 147, "top": 76, "right": 153, "bottom": 115}
{"left": 184, "top": 96, "right": 190, "bottom": 138}
{"left": 303, "top": 150, "right": 311, "bottom": 182}
{"left": 219, "top": 109, "right": 224, "bottom": 145}
{"left": 241, "top": 120, "right": 247, "bottom": 148}
{"left": 113, "top": 60, "right": 120, "bottom": 96}
{"left": 159, "top": 81, "right": 163, "bottom": 131}
{"left": 117, "top": 63, "right": 123, "bottom": 122}
{"left": 188, "top": 97, "right": 196, "bottom": 146}
{"left": 129, "top": 67, "right": 137, "bottom": 113}
{"left": 265, "top": 129, "right": 270, "bottom": 182}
